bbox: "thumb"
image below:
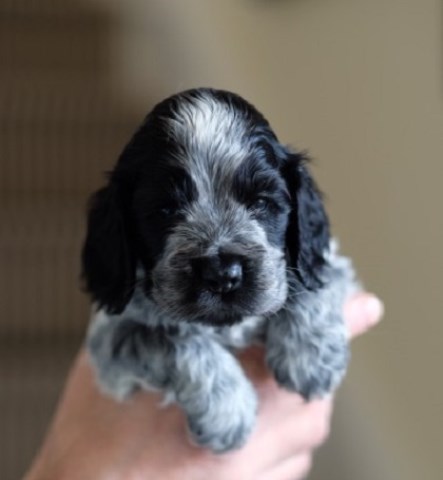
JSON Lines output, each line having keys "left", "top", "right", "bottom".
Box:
{"left": 344, "top": 293, "right": 384, "bottom": 339}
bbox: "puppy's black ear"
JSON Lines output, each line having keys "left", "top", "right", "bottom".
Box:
{"left": 281, "top": 151, "right": 330, "bottom": 289}
{"left": 81, "top": 184, "right": 136, "bottom": 313}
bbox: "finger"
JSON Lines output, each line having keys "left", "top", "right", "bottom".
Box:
{"left": 252, "top": 397, "right": 332, "bottom": 470}
{"left": 259, "top": 452, "right": 312, "bottom": 480}
{"left": 344, "top": 292, "right": 384, "bottom": 339}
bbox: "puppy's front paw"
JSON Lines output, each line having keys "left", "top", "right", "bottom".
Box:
{"left": 267, "top": 336, "right": 349, "bottom": 400}
{"left": 185, "top": 381, "right": 258, "bottom": 453}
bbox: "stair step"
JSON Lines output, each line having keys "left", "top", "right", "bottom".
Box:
{"left": 0, "top": 198, "right": 91, "bottom": 338}
{"left": 0, "top": 77, "right": 140, "bottom": 193}
{"left": 0, "top": 0, "right": 117, "bottom": 75}
{"left": 0, "top": 121, "right": 136, "bottom": 193}
{"left": 0, "top": 77, "right": 140, "bottom": 125}
{"left": 0, "top": 0, "right": 105, "bottom": 18}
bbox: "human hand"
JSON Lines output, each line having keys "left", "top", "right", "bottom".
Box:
{"left": 24, "top": 292, "right": 383, "bottom": 480}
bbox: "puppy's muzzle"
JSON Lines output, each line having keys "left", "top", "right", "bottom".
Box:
{"left": 191, "top": 252, "right": 244, "bottom": 294}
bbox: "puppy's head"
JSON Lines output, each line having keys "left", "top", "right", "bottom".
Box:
{"left": 82, "top": 88, "right": 330, "bottom": 324}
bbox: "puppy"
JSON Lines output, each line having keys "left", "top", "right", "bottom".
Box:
{"left": 82, "top": 88, "right": 357, "bottom": 453}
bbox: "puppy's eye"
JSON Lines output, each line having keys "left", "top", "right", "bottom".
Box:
{"left": 249, "top": 197, "right": 271, "bottom": 213}
{"left": 144, "top": 204, "right": 181, "bottom": 220}
{"left": 159, "top": 205, "right": 178, "bottom": 216}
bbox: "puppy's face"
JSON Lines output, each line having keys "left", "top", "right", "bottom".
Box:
{"left": 82, "top": 89, "right": 330, "bottom": 325}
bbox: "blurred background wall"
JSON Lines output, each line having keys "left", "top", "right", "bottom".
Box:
{"left": 1, "top": 0, "right": 442, "bottom": 479}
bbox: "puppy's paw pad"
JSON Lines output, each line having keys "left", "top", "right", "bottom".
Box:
{"left": 188, "top": 417, "right": 252, "bottom": 453}
{"left": 187, "top": 395, "right": 257, "bottom": 453}
{"left": 268, "top": 342, "right": 349, "bottom": 400}
{"left": 274, "top": 364, "right": 344, "bottom": 400}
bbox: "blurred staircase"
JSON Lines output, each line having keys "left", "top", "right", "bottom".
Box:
{"left": 0, "top": 1, "right": 141, "bottom": 477}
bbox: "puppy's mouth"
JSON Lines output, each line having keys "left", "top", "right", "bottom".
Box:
{"left": 189, "top": 287, "right": 255, "bottom": 323}
{"left": 151, "top": 249, "right": 287, "bottom": 325}
{"left": 152, "top": 278, "right": 268, "bottom": 326}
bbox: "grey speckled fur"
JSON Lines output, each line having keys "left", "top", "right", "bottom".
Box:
{"left": 266, "top": 242, "right": 358, "bottom": 399}
{"left": 84, "top": 89, "right": 359, "bottom": 453}
{"left": 87, "top": 242, "right": 357, "bottom": 452}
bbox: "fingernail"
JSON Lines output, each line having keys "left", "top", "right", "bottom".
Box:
{"left": 363, "top": 295, "right": 384, "bottom": 325}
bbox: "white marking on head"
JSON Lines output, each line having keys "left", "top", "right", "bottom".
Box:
{"left": 167, "top": 91, "right": 251, "bottom": 201}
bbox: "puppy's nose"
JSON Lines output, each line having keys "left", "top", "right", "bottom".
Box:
{"left": 192, "top": 254, "right": 243, "bottom": 293}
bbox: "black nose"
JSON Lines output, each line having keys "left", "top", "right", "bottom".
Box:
{"left": 192, "top": 253, "right": 244, "bottom": 294}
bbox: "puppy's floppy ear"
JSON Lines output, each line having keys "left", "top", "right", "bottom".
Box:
{"left": 281, "top": 151, "right": 330, "bottom": 289}
{"left": 81, "top": 183, "right": 136, "bottom": 314}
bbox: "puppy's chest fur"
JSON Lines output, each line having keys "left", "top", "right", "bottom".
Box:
{"left": 212, "top": 315, "right": 266, "bottom": 348}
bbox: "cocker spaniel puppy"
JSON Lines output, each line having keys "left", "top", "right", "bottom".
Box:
{"left": 82, "top": 88, "right": 357, "bottom": 453}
